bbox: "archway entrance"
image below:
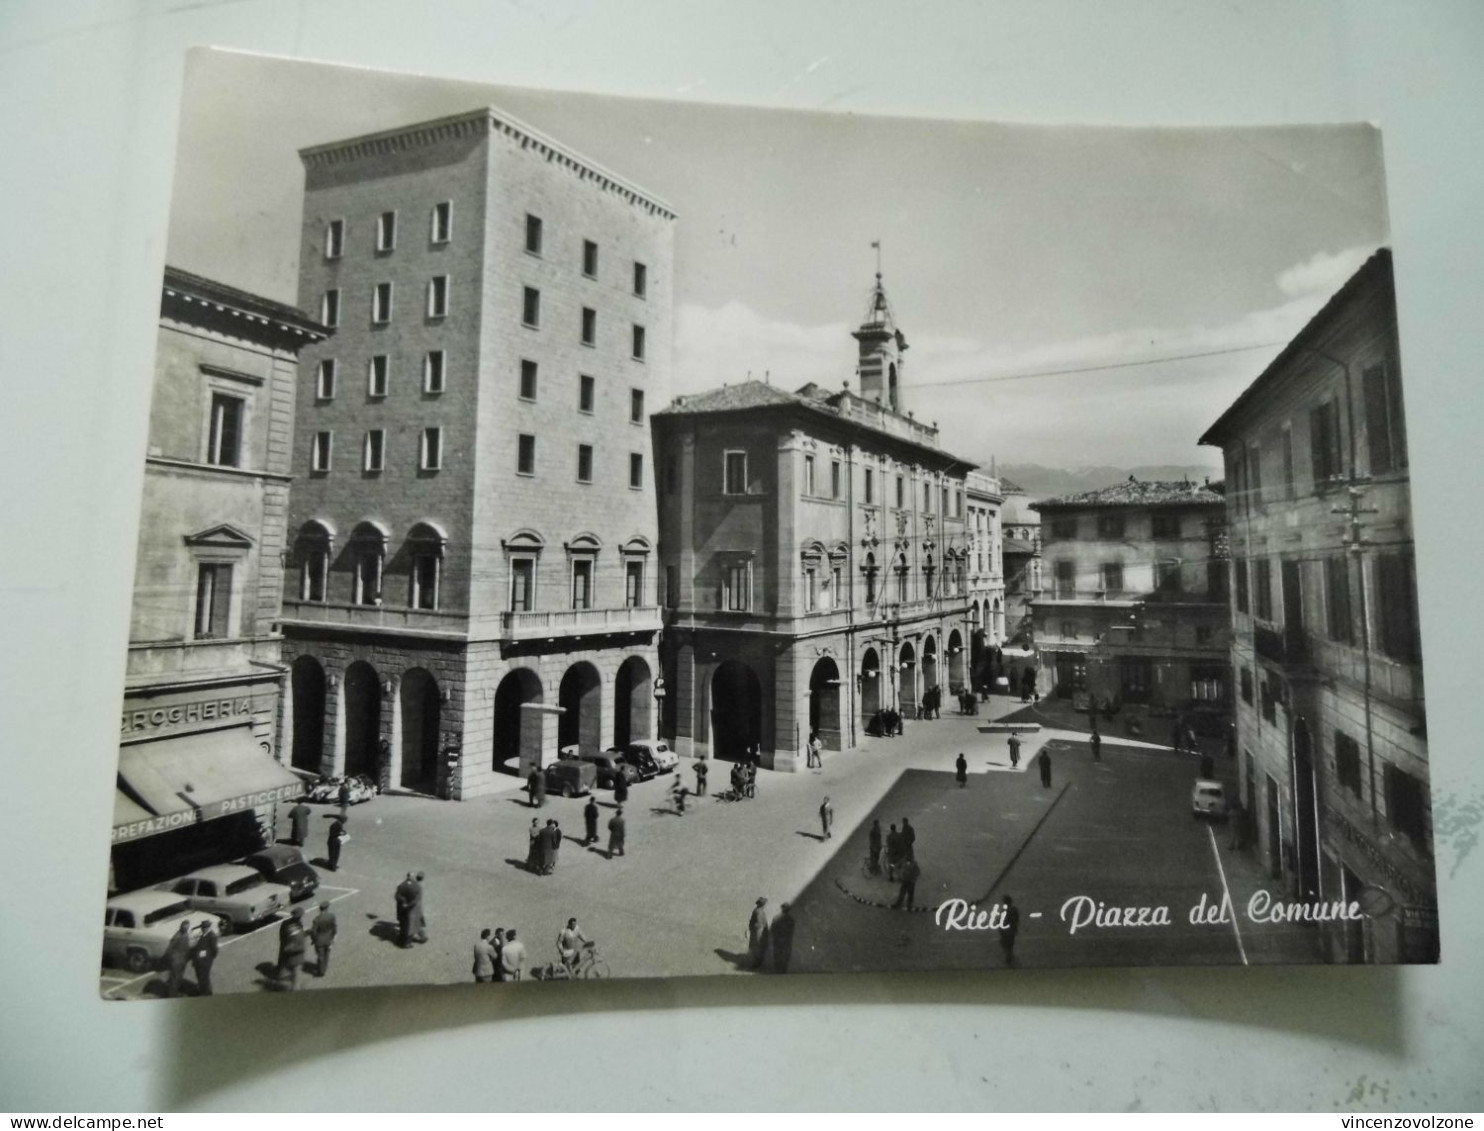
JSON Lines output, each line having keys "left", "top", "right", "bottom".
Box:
{"left": 342, "top": 660, "right": 381, "bottom": 778}
{"left": 947, "top": 629, "right": 965, "bottom": 692}
{"left": 290, "top": 655, "right": 326, "bottom": 773}
{"left": 558, "top": 662, "right": 602, "bottom": 753}
{"left": 613, "top": 656, "right": 652, "bottom": 746}
{"left": 859, "top": 648, "right": 881, "bottom": 733}
{"left": 399, "top": 668, "right": 441, "bottom": 792}
{"left": 897, "top": 641, "right": 916, "bottom": 717}
{"left": 1292, "top": 719, "right": 1321, "bottom": 900}
{"left": 922, "top": 634, "right": 938, "bottom": 695}
{"left": 493, "top": 668, "right": 543, "bottom": 775}
{"left": 711, "top": 660, "right": 761, "bottom": 763}
{"left": 808, "top": 657, "right": 841, "bottom": 750}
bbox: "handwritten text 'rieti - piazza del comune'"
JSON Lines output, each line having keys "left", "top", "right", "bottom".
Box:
{"left": 934, "top": 892, "right": 1367, "bottom": 935}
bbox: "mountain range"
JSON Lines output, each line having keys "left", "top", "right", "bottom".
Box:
{"left": 994, "top": 463, "right": 1224, "bottom": 501}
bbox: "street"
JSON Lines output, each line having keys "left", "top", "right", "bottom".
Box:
{"left": 102, "top": 696, "right": 1318, "bottom": 998}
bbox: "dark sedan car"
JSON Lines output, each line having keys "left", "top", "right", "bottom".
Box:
{"left": 238, "top": 845, "right": 320, "bottom": 903}
{"left": 577, "top": 750, "right": 641, "bottom": 790}
{"left": 610, "top": 744, "right": 659, "bottom": 781}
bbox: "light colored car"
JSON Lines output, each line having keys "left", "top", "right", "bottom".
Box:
{"left": 156, "top": 864, "right": 291, "bottom": 933}
{"left": 625, "top": 740, "right": 678, "bottom": 774}
{"left": 103, "top": 890, "right": 222, "bottom": 973}
{"left": 1191, "top": 779, "right": 1227, "bottom": 820}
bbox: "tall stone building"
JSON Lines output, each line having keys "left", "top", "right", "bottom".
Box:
{"left": 999, "top": 478, "right": 1042, "bottom": 646}
{"left": 112, "top": 269, "right": 326, "bottom": 890}
{"left": 964, "top": 471, "right": 1006, "bottom": 689}
{"left": 280, "top": 107, "right": 676, "bottom": 798}
{"left": 1030, "top": 479, "right": 1231, "bottom": 720}
{"left": 1199, "top": 248, "right": 1435, "bottom": 963}
{"left": 653, "top": 276, "right": 976, "bottom": 771}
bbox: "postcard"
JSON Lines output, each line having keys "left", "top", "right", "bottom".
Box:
{"left": 101, "top": 49, "right": 1437, "bottom": 998}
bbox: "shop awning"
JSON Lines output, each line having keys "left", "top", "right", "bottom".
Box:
{"left": 114, "top": 727, "right": 304, "bottom": 842}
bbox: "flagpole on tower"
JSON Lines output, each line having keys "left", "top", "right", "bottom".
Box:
{"left": 871, "top": 239, "right": 881, "bottom": 277}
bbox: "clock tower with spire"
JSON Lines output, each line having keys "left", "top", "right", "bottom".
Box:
{"left": 852, "top": 268, "right": 909, "bottom": 412}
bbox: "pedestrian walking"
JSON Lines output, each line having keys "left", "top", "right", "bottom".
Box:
{"left": 771, "top": 902, "right": 796, "bottom": 974}
{"left": 190, "top": 920, "right": 218, "bottom": 996}
{"left": 613, "top": 772, "right": 629, "bottom": 806}
{"left": 608, "top": 807, "right": 626, "bottom": 858}
{"left": 745, "top": 762, "right": 757, "bottom": 799}
{"left": 806, "top": 730, "right": 823, "bottom": 769}
{"left": 1038, "top": 748, "right": 1052, "bottom": 789}
{"left": 409, "top": 871, "right": 428, "bottom": 944}
{"left": 955, "top": 752, "right": 968, "bottom": 788}
{"left": 901, "top": 817, "right": 917, "bottom": 861}
{"left": 472, "top": 928, "right": 498, "bottom": 983}
{"left": 277, "top": 908, "right": 308, "bottom": 990}
{"left": 548, "top": 820, "right": 564, "bottom": 873}
{"left": 1007, "top": 731, "right": 1022, "bottom": 769}
{"left": 337, "top": 778, "right": 352, "bottom": 816}
{"left": 492, "top": 928, "right": 507, "bottom": 981}
{"left": 287, "top": 800, "right": 311, "bottom": 847}
{"left": 1090, "top": 729, "right": 1102, "bottom": 762}
{"left": 395, "top": 872, "right": 417, "bottom": 947}
{"left": 819, "top": 796, "right": 833, "bottom": 840}
{"left": 672, "top": 776, "right": 688, "bottom": 815}
{"left": 525, "top": 817, "right": 542, "bottom": 872}
{"left": 162, "top": 921, "right": 192, "bottom": 998}
{"left": 584, "top": 796, "right": 600, "bottom": 845}
{"left": 885, "top": 823, "right": 901, "bottom": 881}
{"left": 998, "top": 894, "right": 1021, "bottom": 966}
{"left": 694, "top": 759, "right": 708, "bottom": 797}
{"left": 892, "top": 856, "right": 921, "bottom": 910}
{"left": 747, "top": 897, "right": 770, "bottom": 969}
{"left": 326, "top": 814, "right": 348, "bottom": 872}
{"left": 310, "top": 900, "right": 337, "bottom": 976}
{"left": 500, "top": 928, "right": 528, "bottom": 982}
{"left": 867, "top": 819, "right": 883, "bottom": 875}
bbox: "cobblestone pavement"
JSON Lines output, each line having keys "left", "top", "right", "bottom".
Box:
{"left": 101, "top": 695, "right": 1316, "bottom": 996}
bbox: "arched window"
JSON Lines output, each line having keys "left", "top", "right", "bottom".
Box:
{"left": 295, "top": 520, "right": 334, "bottom": 603}
{"left": 349, "top": 521, "right": 389, "bottom": 606}
{"left": 407, "top": 522, "right": 447, "bottom": 611}
{"left": 862, "top": 552, "right": 878, "bottom": 606}
{"left": 895, "top": 553, "right": 910, "bottom": 602}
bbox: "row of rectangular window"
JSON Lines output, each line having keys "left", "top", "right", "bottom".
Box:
{"left": 520, "top": 287, "right": 647, "bottom": 359}
{"left": 318, "top": 278, "right": 448, "bottom": 328}
{"left": 1046, "top": 512, "right": 1187, "bottom": 542}
{"left": 523, "top": 214, "right": 648, "bottom": 297}
{"left": 324, "top": 204, "right": 453, "bottom": 259}
{"left": 714, "top": 451, "right": 964, "bottom": 514}
{"left": 309, "top": 428, "right": 644, "bottom": 487}
{"left": 317, "top": 353, "right": 445, "bottom": 399}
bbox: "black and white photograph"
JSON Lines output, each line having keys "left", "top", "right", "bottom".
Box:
{"left": 99, "top": 48, "right": 1439, "bottom": 1001}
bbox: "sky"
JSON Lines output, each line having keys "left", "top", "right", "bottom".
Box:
{"left": 166, "top": 50, "right": 1390, "bottom": 473}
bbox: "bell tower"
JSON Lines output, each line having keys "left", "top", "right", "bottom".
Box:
{"left": 852, "top": 267, "right": 907, "bottom": 412}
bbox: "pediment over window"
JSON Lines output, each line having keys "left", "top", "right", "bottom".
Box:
{"left": 620, "top": 535, "right": 652, "bottom": 556}
{"left": 502, "top": 528, "right": 546, "bottom": 552}
{"left": 800, "top": 539, "right": 828, "bottom": 561}
{"left": 565, "top": 532, "right": 603, "bottom": 554}
{"left": 409, "top": 520, "right": 449, "bottom": 546}
{"left": 183, "top": 523, "right": 254, "bottom": 549}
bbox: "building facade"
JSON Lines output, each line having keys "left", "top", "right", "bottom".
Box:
{"left": 279, "top": 107, "right": 676, "bottom": 798}
{"left": 653, "top": 278, "right": 977, "bottom": 771}
{"left": 1199, "top": 248, "right": 1435, "bottom": 964}
{"left": 112, "top": 269, "right": 326, "bottom": 890}
{"left": 1030, "top": 479, "right": 1231, "bottom": 721}
{"left": 999, "top": 478, "right": 1042, "bottom": 647}
{"left": 964, "top": 471, "right": 1006, "bottom": 690}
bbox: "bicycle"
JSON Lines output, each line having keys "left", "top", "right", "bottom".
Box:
{"left": 536, "top": 940, "right": 610, "bottom": 980}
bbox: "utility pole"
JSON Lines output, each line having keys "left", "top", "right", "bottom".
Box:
{"left": 1333, "top": 481, "right": 1380, "bottom": 830}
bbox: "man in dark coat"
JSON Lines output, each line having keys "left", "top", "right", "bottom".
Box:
{"left": 893, "top": 856, "right": 921, "bottom": 910}
{"left": 408, "top": 871, "right": 427, "bottom": 943}
{"left": 819, "top": 796, "right": 833, "bottom": 840}
{"left": 884, "top": 823, "right": 901, "bottom": 881}
{"left": 771, "top": 902, "right": 797, "bottom": 974}
{"left": 1038, "top": 748, "right": 1052, "bottom": 788}
{"left": 326, "top": 814, "right": 348, "bottom": 872}
{"left": 955, "top": 753, "right": 968, "bottom": 788}
{"left": 547, "top": 821, "right": 563, "bottom": 874}
{"left": 613, "top": 772, "right": 629, "bottom": 806}
{"left": 310, "top": 900, "right": 337, "bottom": 976}
{"left": 900, "top": 817, "right": 917, "bottom": 861}
{"left": 525, "top": 818, "right": 541, "bottom": 871}
{"left": 747, "top": 897, "right": 770, "bottom": 969}
{"left": 607, "top": 807, "right": 626, "bottom": 858}
{"left": 394, "top": 872, "right": 418, "bottom": 947}
{"left": 277, "top": 908, "right": 308, "bottom": 990}
{"left": 472, "top": 928, "right": 498, "bottom": 983}
{"left": 694, "top": 759, "right": 708, "bottom": 797}
{"left": 867, "top": 819, "right": 883, "bottom": 875}
{"left": 1007, "top": 732, "right": 1022, "bottom": 769}
{"left": 1090, "top": 729, "right": 1102, "bottom": 762}
{"left": 162, "top": 921, "right": 192, "bottom": 998}
{"left": 998, "top": 894, "right": 1021, "bottom": 966}
{"left": 190, "top": 920, "right": 219, "bottom": 996}
{"left": 583, "top": 796, "right": 600, "bottom": 845}
{"left": 287, "top": 800, "right": 311, "bottom": 847}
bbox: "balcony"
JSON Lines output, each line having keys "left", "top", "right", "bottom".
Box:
{"left": 500, "top": 605, "right": 663, "bottom": 641}
{"left": 1253, "top": 622, "right": 1312, "bottom": 668}
{"left": 278, "top": 600, "right": 463, "bottom": 636}
{"left": 1033, "top": 589, "right": 1141, "bottom": 607}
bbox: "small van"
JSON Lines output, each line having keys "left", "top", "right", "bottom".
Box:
{"left": 543, "top": 758, "right": 597, "bottom": 798}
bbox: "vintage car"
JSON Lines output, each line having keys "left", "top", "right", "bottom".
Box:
{"left": 237, "top": 844, "right": 320, "bottom": 902}
{"left": 574, "top": 750, "right": 641, "bottom": 790}
{"left": 306, "top": 774, "right": 379, "bottom": 805}
{"left": 102, "top": 891, "right": 222, "bottom": 973}
{"left": 155, "top": 864, "right": 291, "bottom": 932}
{"left": 1191, "top": 779, "right": 1227, "bottom": 820}
{"left": 624, "top": 739, "right": 678, "bottom": 774}
{"left": 609, "top": 744, "right": 659, "bottom": 781}
{"left": 542, "top": 758, "right": 597, "bottom": 798}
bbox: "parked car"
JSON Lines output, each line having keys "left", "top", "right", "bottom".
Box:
{"left": 102, "top": 891, "right": 222, "bottom": 973}
{"left": 155, "top": 864, "right": 291, "bottom": 933}
{"left": 609, "top": 745, "right": 659, "bottom": 781}
{"left": 575, "top": 750, "right": 640, "bottom": 789}
{"left": 237, "top": 844, "right": 320, "bottom": 902}
{"left": 543, "top": 758, "right": 597, "bottom": 798}
{"left": 625, "top": 739, "right": 678, "bottom": 774}
{"left": 306, "top": 774, "right": 379, "bottom": 805}
{"left": 1191, "top": 779, "right": 1227, "bottom": 820}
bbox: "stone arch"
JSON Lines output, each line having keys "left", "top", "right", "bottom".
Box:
{"left": 859, "top": 647, "right": 881, "bottom": 732}
{"left": 290, "top": 655, "right": 326, "bottom": 773}
{"left": 897, "top": 640, "right": 917, "bottom": 716}
{"left": 558, "top": 661, "right": 602, "bottom": 753}
{"left": 808, "top": 656, "right": 842, "bottom": 751}
{"left": 613, "top": 655, "right": 653, "bottom": 746}
{"left": 922, "top": 633, "right": 939, "bottom": 692}
{"left": 492, "top": 667, "right": 543, "bottom": 776}
{"left": 341, "top": 660, "right": 381, "bottom": 778}
{"left": 399, "top": 667, "right": 441, "bottom": 792}
{"left": 710, "top": 660, "right": 762, "bottom": 763}
{"left": 947, "top": 628, "right": 965, "bottom": 692}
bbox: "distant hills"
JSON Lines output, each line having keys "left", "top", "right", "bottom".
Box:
{"left": 996, "top": 463, "right": 1223, "bottom": 501}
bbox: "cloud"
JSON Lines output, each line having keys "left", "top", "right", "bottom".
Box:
{"left": 1276, "top": 245, "right": 1379, "bottom": 298}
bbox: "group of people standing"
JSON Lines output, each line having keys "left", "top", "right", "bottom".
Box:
{"left": 745, "top": 897, "right": 797, "bottom": 973}
{"left": 916, "top": 685, "right": 946, "bottom": 720}
{"left": 393, "top": 872, "right": 428, "bottom": 948}
{"left": 471, "top": 926, "right": 528, "bottom": 982}
{"left": 273, "top": 901, "right": 338, "bottom": 990}
{"left": 526, "top": 818, "right": 565, "bottom": 874}
{"left": 161, "top": 918, "right": 220, "bottom": 997}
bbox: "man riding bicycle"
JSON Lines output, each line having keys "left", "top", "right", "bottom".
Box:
{"left": 557, "top": 917, "right": 591, "bottom": 975}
